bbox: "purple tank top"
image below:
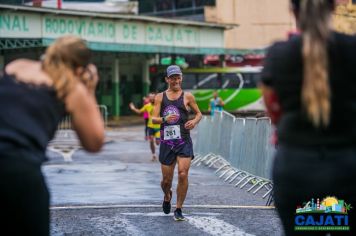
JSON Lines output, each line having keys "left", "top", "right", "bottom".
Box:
{"left": 160, "top": 91, "right": 190, "bottom": 147}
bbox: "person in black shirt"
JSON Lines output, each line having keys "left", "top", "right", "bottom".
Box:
{"left": 261, "top": 0, "right": 356, "bottom": 235}
{"left": 0, "top": 36, "right": 104, "bottom": 236}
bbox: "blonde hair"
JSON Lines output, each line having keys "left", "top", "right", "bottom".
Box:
{"left": 298, "top": 0, "right": 333, "bottom": 127}
{"left": 42, "top": 36, "right": 91, "bottom": 99}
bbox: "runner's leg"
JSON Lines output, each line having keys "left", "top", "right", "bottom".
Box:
{"left": 144, "top": 119, "right": 149, "bottom": 140}
{"left": 152, "top": 130, "right": 160, "bottom": 161}
{"left": 155, "top": 130, "right": 160, "bottom": 146}
{"left": 148, "top": 128, "right": 156, "bottom": 161}
{"left": 176, "top": 156, "right": 191, "bottom": 209}
{"left": 149, "top": 137, "right": 156, "bottom": 161}
{"left": 161, "top": 161, "right": 176, "bottom": 201}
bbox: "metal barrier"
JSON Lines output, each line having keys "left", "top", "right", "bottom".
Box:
{"left": 49, "top": 105, "right": 108, "bottom": 161}
{"left": 193, "top": 111, "right": 276, "bottom": 204}
{"left": 48, "top": 130, "right": 81, "bottom": 162}
{"left": 57, "top": 105, "right": 108, "bottom": 130}
{"left": 98, "top": 105, "right": 108, "bottom": 127}
{"left": 57, "top": 116, "right": 72, "bottom": 130}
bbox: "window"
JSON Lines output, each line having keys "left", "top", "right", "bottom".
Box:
{"left": 203, "top": 0, "right": 216, "bottom": 6}
{"left": 195, "top": 0, "right": 204, "bottom": 7}
{"left": 2, "top": 0, "right": 25, "bottom": 4}
{"left": 241, "top": 73, "right": 261, "bottom": 88}
{"left": 64, "top": 0, "right": 104, "bottom": 2}
{"left": 176, "top": 0, "right": 192, "bottom": 9}
{"left": 97, "top": 66, "right": 113, "bottom": 94}
{"left": 196, "top": 73, "right": 219, "bottom": 89}
{"left": 156, "top": 0, "right": 173, "bottom": 11}
{"left": 182, "top": 73, "right": 197, "bottom": 89}
{"left": 221, "top": 73, "right": 240, "bottom": 89}
{"left": 139, "top": 0, "right": 155, "bottom": 13}
{"left": 157, "top": 78, "right": 168, "bottom": 92}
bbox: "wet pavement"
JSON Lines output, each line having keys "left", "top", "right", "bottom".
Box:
{"left": 45, "top": 125, "right": 283, "bottom": 235}
{"left": 51, "top": 207, "right": 281, "bottom": 236}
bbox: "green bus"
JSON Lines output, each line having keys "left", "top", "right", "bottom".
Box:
{"left": 150, "top": 66, "right": 265, "bottom": 113}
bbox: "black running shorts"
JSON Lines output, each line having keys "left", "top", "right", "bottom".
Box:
{"left": 159, "top": 139, "right": 194, "bottom": 166}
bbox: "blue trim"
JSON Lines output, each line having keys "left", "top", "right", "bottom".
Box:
{"left": 42, "top": 38, "right": 264, "bottom": 55}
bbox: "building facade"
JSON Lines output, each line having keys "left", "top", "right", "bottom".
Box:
{"left": 3, "top": 0, "right": 138, "bottom": 13}
{"left": 334, "top": 0, "right": 356, "bottom": 34}
{"left": 204, "top": 0, "right": 295, "bottom": 49}
{"left": 139, "top": 0, "right": 295, "bottom": 49}
{"left": 0, "top": 4, "right": 235, "bottom": 117}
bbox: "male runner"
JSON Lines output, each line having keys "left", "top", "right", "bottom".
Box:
{"left": 129, "top": 93, "right": 160, "bottom": 161}
{"left": 152, "top": 65, "right": 202, "bottom": 221}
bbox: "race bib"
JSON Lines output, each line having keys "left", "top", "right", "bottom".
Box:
{"left": 164, "top": 125, "right": 181, "bottom": 140}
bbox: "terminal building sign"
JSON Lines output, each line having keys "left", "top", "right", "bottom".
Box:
{"left": 0, "top": 11, "right": 224, "bottom": 52}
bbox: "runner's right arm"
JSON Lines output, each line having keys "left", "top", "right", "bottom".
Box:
{"left": 152, "top": 93, "right": 179, "bottom": 124}
{"left": 129, "top": 103, "right": 146, "bottom": 115}
{"left": 152, "top": 93, "right": 163, "bottom": 124}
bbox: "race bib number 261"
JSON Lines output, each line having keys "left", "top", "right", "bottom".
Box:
{"left": 164, "top": 125, "right": 181, "bottom": 140}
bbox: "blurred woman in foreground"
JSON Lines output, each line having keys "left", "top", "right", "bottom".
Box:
{"left": 0, "top": 36, "right": 104, "bottom": 235}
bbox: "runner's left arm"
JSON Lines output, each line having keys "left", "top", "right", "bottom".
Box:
{"left": 184, "top": 92, "right": 202, "bottom": 130}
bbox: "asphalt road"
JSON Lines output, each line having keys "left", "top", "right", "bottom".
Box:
{"left": 45, "top": 126, "right": 283, "bottom": 236}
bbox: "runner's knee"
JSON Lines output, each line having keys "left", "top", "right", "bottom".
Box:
{"left": 178, "top": 170, "right": 188, "bottom": 181}
{"left": 161, "top": 172, "right": 173, "bottom": 184}
{"left": 161, "top": 178, "right": 172, "bottom": 187}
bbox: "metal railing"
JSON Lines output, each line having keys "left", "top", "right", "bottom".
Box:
{"left": 98, "top": 105, "right": 108, "bottom": 127}
{"left": 50, "top": 105, "right": 108, "bottom": 161}
{"left": 57, "top": 105, "right": 108, "bottom": 130}
{"left": 192, "top": 111, "right": 276, "bottom": 204}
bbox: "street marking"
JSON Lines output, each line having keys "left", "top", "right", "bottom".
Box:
{"left": 51, "top": 204, "right": 274, "bottom": 210}
{"left": 187, "top": 216, "right": 255, "bottom": 236}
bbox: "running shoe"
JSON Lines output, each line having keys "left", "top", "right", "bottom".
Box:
{"left": 173, "top": 208, "right": 186, "bottom": 221}
{"left": 162, "top": 190, "right": 172, "bottom": 214}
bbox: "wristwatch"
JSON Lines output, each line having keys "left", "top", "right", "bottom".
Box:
{"left": 162, "top": 116, "right": 166, "bottom": 123}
